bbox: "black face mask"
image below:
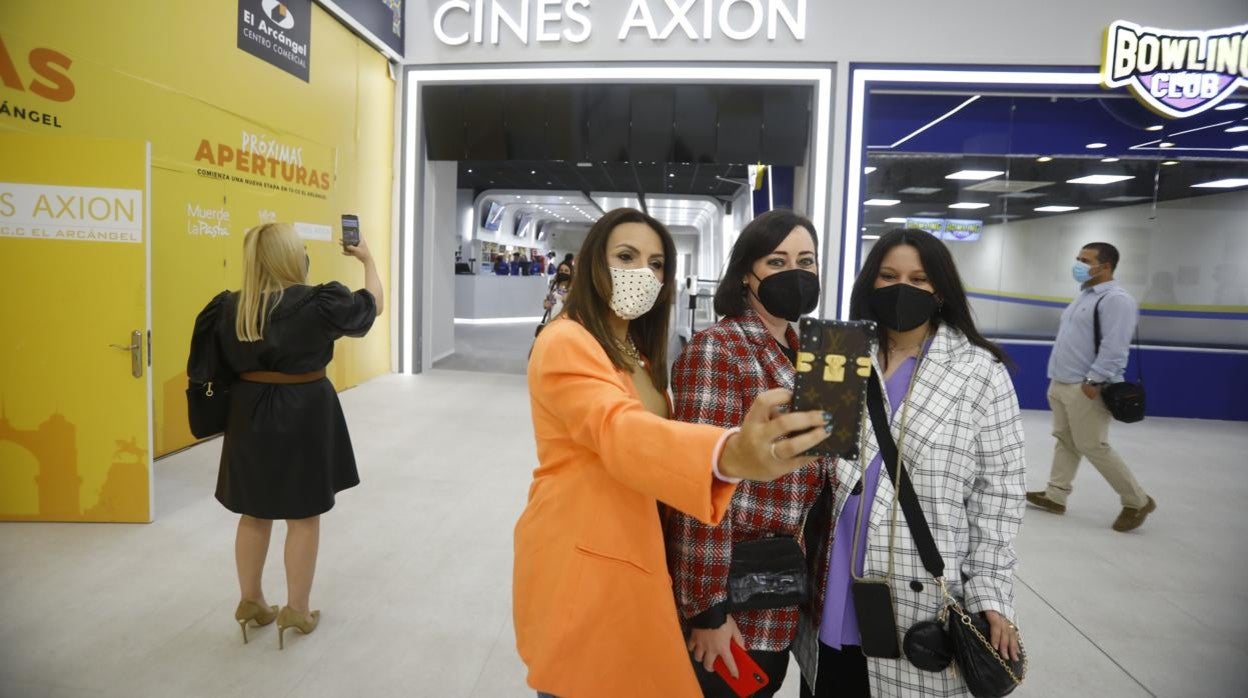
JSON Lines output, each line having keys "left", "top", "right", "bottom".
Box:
{"left": 754, "top": 269, "right": 821, "bottom": 322}
{"left": 869, "top": 283, "right": 938, "bottom": 332}
{"left": 554, "top": 272, "right": 571, "bottom": 284}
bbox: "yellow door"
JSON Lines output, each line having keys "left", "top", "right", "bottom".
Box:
{"left": 0, "top": 131, "right": 153, "bottom": 522}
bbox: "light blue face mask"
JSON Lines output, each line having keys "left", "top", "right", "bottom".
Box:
{"left": 1072, "top": 261, "right": 1093, "bottom": 283}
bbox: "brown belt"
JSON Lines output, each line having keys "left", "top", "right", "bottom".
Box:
{"left": 238, "top": 369, "right": 326, "bottom": 384}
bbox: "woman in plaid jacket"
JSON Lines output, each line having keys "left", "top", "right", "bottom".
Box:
{"left": 665, "top": 210, "right": 838, "bottom": 697}
{"left": 794, "top": 228, "right": 1026, "bottom": 698}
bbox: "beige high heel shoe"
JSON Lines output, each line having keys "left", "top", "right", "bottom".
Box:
{"left": 234, "top": 600, "right": 279, "bottom": 644}
{"left": 276, "top": 606, "right": 320, "bottom": 650}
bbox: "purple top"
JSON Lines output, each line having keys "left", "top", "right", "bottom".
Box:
{"left": 819, "top": 355, "right": 918, "bottom": 649}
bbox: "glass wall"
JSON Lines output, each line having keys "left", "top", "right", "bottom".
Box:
{"left": 854, "top": 89, "right": 1248, "bottom": 349}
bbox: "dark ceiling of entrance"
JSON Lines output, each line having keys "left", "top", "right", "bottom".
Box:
{"left": 423, "top": 83, "right": 812, "bottom": 198}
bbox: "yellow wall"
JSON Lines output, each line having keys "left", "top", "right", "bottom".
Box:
{"left": 0, "top": 1, "right": 395, "bottom": 457}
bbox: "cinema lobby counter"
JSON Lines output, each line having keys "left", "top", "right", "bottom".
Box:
{"left": 455, "top": 273, "right": 550, "bottom": 320}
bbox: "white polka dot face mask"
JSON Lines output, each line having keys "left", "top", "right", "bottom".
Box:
{"left": 608, "top": 265, "right": 664, "bottom": 320}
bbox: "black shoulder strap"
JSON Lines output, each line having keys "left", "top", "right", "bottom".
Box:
{"left": 1092, "top": 294, "right": 1104, "bottom": 355}
{"left": 866, "top": 373, "right": 944, "bottom": 580}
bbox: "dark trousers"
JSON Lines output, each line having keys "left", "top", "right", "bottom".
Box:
{"left": 799, "top": 643, "right": 870, "bottom": 698}
{"left": 690, "top": 647, "right": 791, "bottom": 698}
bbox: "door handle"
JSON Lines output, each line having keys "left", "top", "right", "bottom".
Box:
{"left": 110, "top": 330, "right": 144, "bottom": 378}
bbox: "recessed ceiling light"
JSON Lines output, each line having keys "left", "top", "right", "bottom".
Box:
{"left": 1101, "top": 157, "right": 1120, "bottom": 163}
{"left": 863, "top": 199, "right": 901, "bottom": 207}
{"left": 989, "top": 214, "right": 1022, "bottom": 220}
{"left": 946, "top": 170, "right": 1005, "bottom": 181}
{"left": 1225, "top": 126, "right": 1248, "bottom": 133}
{"left": 1145, "top": 125, "right": 1164, "bottom": 132}
{"left": 1086, "top": 142, "right": 1108, "bottom": 149}
{"left": 1214, "top": 102, "right": 1246, "bottom": 111}
{"left": 864, "top": 167, "right": 877, "bottom": 174}
{"left": 862, "top": 235, "right": 881, "bottom": 241}
{"left": 1067, "top": 174, "right": 1135, "bottom": 185}
{"left": 467, "top": 168, "right": 473, "bottom": 173}
{"left": 1101, "top": 195, "right": 1151, "bottom": 203}
{"left": 1158, "top": 142, "right": 1175, "bottom": 148}
{"left": 530, "top": 170, "right": 537, "bottom": 174}
{"left": 884, "top": 217, "right": 907, "bottom": 224}
{"left": 899, "top": 186, "right": 942, "bottom": 195}
{"left": 1162, "top": 160, "right": 1180, "bottom": 165}
{"left": 1191, "top": 178, "right": 1248, "bottom": 189}
{"left": 948, "top": 202, "right": 990, "bottom": 209}
{"left": 915, "top": 211, "right": 943, "bottom": 216}
{"left": 1036, "top": 156, "right": 1053, "bottom": 163}
{"left": 669, "top": 173, "right": 675, "bottom": 178}
{"left": 526, "top": 200, "right": 533, "bottom": 204}
{"left": 1235, "top": 145, "right": 1248, "bottom": 151}
{"left": 1035, "top": 205, "right": 1080, "bottom": 212}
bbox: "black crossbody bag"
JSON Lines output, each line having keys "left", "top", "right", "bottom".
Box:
{"left": 1092, "top": 295, "right": 1146, "bottom": 423}
{"left": 866, "top": 375, "right": 1027, "bottom": 697}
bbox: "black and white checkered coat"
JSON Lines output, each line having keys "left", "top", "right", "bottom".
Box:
{"left": 795, "top": 324, "right": 1027, "bottom": 697}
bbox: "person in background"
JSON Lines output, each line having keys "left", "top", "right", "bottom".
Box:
{"left": 797, "top": 227, "right": 1024, "bottom": 698}
{"left": 494, "top": 253, "right": 510, "bottom": 276}
{"left": 665, "top": 209, "right": 835, "bottom": 698}
{"left": 546, "top": 251, "right": 558, "bottom": 275}
{"left": 188, "top": 222, "right": 382, "bottom": 650}
{"left": 511, "top": 252, "right": 525, "bottom": 276}
{"left": 1027, "top": 242, "right": 1156, "bottom": 532}
{"left": 543, "top": 269, "right": 572, "bottom": 317}
{"left": 515, "top": 208, "right": 834, "bottom": 698}
{"left": 560, "top": 253, "right": 575, "bottom": 276}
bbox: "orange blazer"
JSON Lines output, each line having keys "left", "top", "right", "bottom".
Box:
{"left": 514, "top": 318, "right": 738, "bottom": 697}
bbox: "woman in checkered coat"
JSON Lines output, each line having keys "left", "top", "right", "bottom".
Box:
{"left": 793, "top": 228, "right": 1027, "bottom": 697}
{"left": 665, "top": 210, "right": 838, "bottom": 697}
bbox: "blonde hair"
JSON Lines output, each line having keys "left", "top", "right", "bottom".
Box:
{"left": 235, "top": 223, "right": 307, "bottom": 342}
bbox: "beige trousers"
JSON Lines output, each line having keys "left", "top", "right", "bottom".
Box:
{"left": 1045, "top": 380, "right": 1149, "bottom": 508}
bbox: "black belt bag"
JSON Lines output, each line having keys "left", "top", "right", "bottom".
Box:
{"left": 727, "top": 536, "right": 808, "bottom": 611}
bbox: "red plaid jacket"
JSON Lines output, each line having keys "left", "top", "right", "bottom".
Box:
{"left": 664, "top": 310, "right": 836, "bottom": 652}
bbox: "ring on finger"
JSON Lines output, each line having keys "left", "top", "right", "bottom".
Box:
{"left": 769, "top": 440, "right": 782, "bottom": 461}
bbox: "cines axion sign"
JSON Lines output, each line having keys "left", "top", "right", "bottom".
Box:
{"left": 431, "top": 0, "right": 807, "bottom": 46}
{"left": 1102, "top": 20, "right": 1248, "bottom": 119}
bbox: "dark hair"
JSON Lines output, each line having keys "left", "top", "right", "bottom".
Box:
{"left": 714, "top": 209, "right": 819, "bottom": 316}
{"left": 562, "top": 208, "right": 679, "bottom": 390}
{"left": 563, "top": 253, "right": 574, "bottom": 264}
{"left": 1083, "top": 242, "right": 1120, "bottom": 271}
{"left": 850, "top": 228, "right": 1011, "bottom": 369}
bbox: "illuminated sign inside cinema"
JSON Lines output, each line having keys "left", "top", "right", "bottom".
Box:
{"left": 1102, "top": 20, "right": 1248, "bottom": 118}
{"left": 431, "top": 0, "right": 807, "bottom": 46}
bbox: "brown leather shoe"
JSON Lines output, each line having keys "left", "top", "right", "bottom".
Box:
{"left": 1112, "top": 496, "right": 1156, "bottom": 532}
{"left": 1026, "top": 492, "right": 1066, "bottom": 515}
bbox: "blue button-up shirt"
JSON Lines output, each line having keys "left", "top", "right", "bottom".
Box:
{"left": 1047, "top": 280, "right": 1138, "bottom": 384}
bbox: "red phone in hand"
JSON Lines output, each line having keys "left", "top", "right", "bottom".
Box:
{"left": 713, "top": 640, "right": 770, "bottom": 697}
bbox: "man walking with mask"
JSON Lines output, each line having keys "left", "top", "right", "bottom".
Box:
{"left": 1028, "top": 242, "right": 1155, "bottom": 532}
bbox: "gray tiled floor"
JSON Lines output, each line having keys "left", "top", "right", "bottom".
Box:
{"left": 1, "top": 368, "right": 1246, "bottom": 697}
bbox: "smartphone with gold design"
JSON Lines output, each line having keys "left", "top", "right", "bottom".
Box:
{"left": 789, "top": 318, "right": 876, "bottom": 458}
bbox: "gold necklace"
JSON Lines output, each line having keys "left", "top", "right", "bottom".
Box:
{"left": 615, "top": 334, "right": 646, "bottom": 368}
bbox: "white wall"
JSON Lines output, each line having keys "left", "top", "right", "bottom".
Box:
{"left": 945, "top": 190, "right": 1248, "bottom": 346}
{"left": 407, "top": 0, "right": 1246, "bottom": 66}
{"left": 423, "top": 161, "right": 463, "bottom": 363}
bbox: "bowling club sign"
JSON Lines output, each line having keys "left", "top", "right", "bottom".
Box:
{"left": 1102, "top": 21, "right": 1248, "bottom": 119}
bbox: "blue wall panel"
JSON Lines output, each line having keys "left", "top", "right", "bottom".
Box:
{"left": 998, "top": 342, "right": 1248, "bottom": 422}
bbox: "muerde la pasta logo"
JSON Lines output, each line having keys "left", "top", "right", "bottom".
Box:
{"left": 1102, "top": 21, "right": 1248, "bottom": 119}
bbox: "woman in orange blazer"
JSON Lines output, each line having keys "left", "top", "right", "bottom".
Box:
{"left": 515, "top": 209, "right": 833, "bottom": 698}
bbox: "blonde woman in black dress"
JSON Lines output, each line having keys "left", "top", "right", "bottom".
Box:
{"left": 189, "top": 222, "right": 383, "bottom": 648}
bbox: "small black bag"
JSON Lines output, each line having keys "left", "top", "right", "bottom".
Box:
{"left": 186, "top": 379, "right": 230, "bottom": 439}
{"left": 947, "top": 601, "right": 1027, "bottom": 698}
{"left": 186, "top": 291, "right": 234, "bottom": 439}
{"left": 535, "top": 305, "right": 553, "bottom": 338}
{"left": 726, "top": 536, "right": 808, "bottom": 611}
{"left": 1093, "top": 295, "right": 1146, "bottom": 423}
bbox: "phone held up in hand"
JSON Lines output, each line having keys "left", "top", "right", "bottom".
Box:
{"left": 341, "top": 214, "right": 360, "bottom": 249}
{"left": 789, "top": 318, "right": 877, "bottom": 459}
